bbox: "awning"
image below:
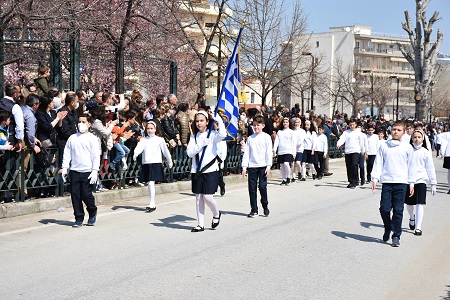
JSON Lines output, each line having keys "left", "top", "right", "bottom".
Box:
{"left": 390, "top": 57, "right": 408, "bottom": 63}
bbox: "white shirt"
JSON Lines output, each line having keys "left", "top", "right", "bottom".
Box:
{"left": 314, "top": 133, "right": 328, "bottom": 156}
{"left": 366, "top": 134, "right": 379, "bottom": 155}
{"left": 242, "top": 132, "right": 273, "bottom": 170}
{"left": 273, "top": 128, "right": 296, "bottom": 156}
{"left": 408, "top": 145, "right": 437, "bottom": 186}
{"left": 371, "top": 140, "right": 412, "bottom": 184}
{"left": 186, "top": 117, "right": 226, "bottom": 173}
{"left": 217, "top": 140, "right": 228, "bottom": 169}
{"left": 303, "top": 131, "right": 317, "bottom": 151}
{"left": 4, "top": 96, "right": 24, "bottom": 140}
{"left": 62, "top": 132, "right": 101, "bottom": 172}
{"left": 336, "top": 128, "right": 364, "bottom": 154}
{"left": 293, "top": 127, "right": 306, "bottom": 152}
{"left": 133, "top": 135, "right": 172, "bottom": 165}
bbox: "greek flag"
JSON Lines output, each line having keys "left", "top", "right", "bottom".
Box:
{"left": 215, "top": 27, "right": 243, "bottom": 141}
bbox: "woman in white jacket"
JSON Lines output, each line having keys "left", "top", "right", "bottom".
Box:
{"left": 186, "top": 111, "right": 226, "bottom": 232}
{"left": 133, "top": 121, "right": 173, "bottom": 212}
{"left": 407, "top": 130, "right": 437, "bottom": 236}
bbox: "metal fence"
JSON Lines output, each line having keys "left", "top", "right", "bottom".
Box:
{"left": 0, "top": 139, "right": 344, "bottom": 203}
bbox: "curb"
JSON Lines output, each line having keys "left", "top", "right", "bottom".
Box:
{"left": 0, "top": 157, "right": 345, "bottom": 219}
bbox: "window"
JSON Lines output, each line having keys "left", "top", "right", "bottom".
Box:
{"left": 205, "top": 23, "right": 215, "bottom": 28}
{"left": 316, "top": 41, "right": 320, "bottom": 48}
{"left": 251, "top": 93, "right": 255, "bottom": 103}
{"left": 355, "top": 41, "right": 360, "bottom": 49}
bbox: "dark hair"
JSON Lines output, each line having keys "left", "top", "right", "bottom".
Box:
{"left": 392, "top": 120, "right": 406, "bottom": 130}
{"left": 4, "top": 84, "right": 17, "bottom": 97}
{"left": 253, "top": 115, "right": 265, "bottom": 125}
{"left": 156, "top": 94, "right": 165, "bottom": 106}
{"left": 65, "top": 92, "right": 77, "bottom": 106}
{"left": 78, "top": 114, "right": 93, "bottom": 124}
{"left": 90, "top": 104, "right": 106, "bottom": 124}
{"left": 0, "top": 110, "right": 11, "bottom": 122}
{"left": 45, "top": 86, "right": 59, "bottom": 98}
{"left": 125, "top": 111, "right": 136, "bottom": 121}
{"left": 191, "top": 111, "right": 211, "bottom": 135}
{"left": 102, "top": 92, "right": 112, "bottom": 103}
{"left": 38, "top": 64, "right": 50, "bottom": 75}
{"left": 38, "top": 97, "right": 53, "bottom": 112}
{"left": 177, "top": 102, "right": 189, "bottom": 113}
{"left": 75, "top": 89, "right": 85, "bottom": 99}
{"left": 317, "top": 124, "right": 324, "bottom": 130}
{"left": 278, "top": 117, "right": 293, "bottom": 130}
{"left": 26, "top": 94, "right": 40, "bottom": 107}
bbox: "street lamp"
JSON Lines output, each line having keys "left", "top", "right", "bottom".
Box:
{"left": 302, "top": 52, "right": 315, "bottom": 111}
{"left": 390, "top": 75, "right": 400, "bottom": 121}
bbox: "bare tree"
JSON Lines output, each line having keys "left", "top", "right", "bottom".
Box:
{"left": 232, "top": 0, "right": 308, "bottom": 107}
{"left": 398, "top": 0, "right": 444, "bottom": 120}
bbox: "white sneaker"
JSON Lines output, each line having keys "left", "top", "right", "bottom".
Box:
{"left": 121, "top": 158, "right": 128, "bottom": 171}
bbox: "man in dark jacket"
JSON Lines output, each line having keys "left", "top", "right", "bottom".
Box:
{"left": 57, "top": 92, "right": 79, "bottom": 150}
{"left": 0, "top": 84, "right": 24, "bottom": 151}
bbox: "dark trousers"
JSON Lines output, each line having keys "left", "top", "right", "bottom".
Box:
{"left": 247, "top": 167, "right": 268, "bottom": 212}
{"left": 69, "top": 170, "right": 97, "bottom": 222}
{"left": 314, "top": 151, "right": 325, "bottom": 177}
{"left": 366, "top": 155, "right": 376, "bottom": 182}
{"left": 344, "top": 153, "right": 359, "bottom": 186}
{"left": 358, "top": 154, "right": 365, "bottom": 183}
{"left": 379, "top": 183, "right": 407, "bottom": 238}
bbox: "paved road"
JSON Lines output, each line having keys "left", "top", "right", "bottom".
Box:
{"left": 2, "top": 158, "right": 450, "bottom": 300}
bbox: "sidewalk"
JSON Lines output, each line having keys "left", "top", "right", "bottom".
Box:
{"left": 0, "top": 158, "right": 345, "bottom": 219}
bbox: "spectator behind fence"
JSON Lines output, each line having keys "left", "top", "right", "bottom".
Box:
{"left": 161, "top": 104, "right": 181, "bottom": 148}
{"left": 56, "top": 92, "right": 79, "bottom": 150}
{"left": 176, "top": 102, "right": 190, "bottom": 147}
{"left": 0, "top": 84, "right": 24, "bottom": 152}
{"left": 36, "top": 96, "right": 67, "bottom": 148}
{"left": 34, "top": 65, "right": 51, "bottom": 97}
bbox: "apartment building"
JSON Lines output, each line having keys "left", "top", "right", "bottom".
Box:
{"left": 286, "top": 25, "right": 417, "bottom": 119}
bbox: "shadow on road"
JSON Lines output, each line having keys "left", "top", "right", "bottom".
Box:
{"left": 331, "top": 230, "right": 386, "bottom": 245}
{"left": 111, "top": 205, "right": 146, "bottom": 212}
{"left": 441, "top": 285, "right": 450, "bottom": 300}
{"left": 360, "top": 222, "right": 384, "bottom": 229}
{"left": 179, "top": 192, "right": 195, "bottom": 196}
{"left": 221, "top": 210, "right": 248, "bottom": 217}
{"left": 150, "top": 214, "right": 196, "bottom": 230}
{"left": 39, "top": 219, "right": 74, "bottom": 226}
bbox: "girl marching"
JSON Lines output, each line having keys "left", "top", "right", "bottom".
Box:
{"left": 187, "top": 111, "right": 226, "bottom": 232}
{"left": 133, "top": 121, "right": 173, "bottom": 212}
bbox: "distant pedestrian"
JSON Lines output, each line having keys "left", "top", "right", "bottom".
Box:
{"left": 133, "top": 121, "right": 173, "bottom": 212}
{"left": 61, "top": 115, "right": 100, "bottom": 228}
{"left": 186, "top": 111, "right": 226, "bottom": 232}
{"left": 241, "top": 116, "right": 273, "bottom": 217}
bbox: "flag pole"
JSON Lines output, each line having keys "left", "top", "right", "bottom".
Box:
{"left": 197, "top": 19, "right": 246, "bottom": 171}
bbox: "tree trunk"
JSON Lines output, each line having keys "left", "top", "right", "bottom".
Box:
{"left": 115, "top": 46, "right": 125, "bottom": 94}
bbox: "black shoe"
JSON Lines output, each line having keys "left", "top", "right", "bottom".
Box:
{"left": 286, "top": 178, "right": 290, "bottom": 186}
{"left": 317, "top": 176, "right": 323, "bottom": 180}
{"left": 280, "top": 180, "right": 286, "bottom": 185}
{"left": 247, "top": 211, "right": 258, "bottom": 217}
{"left": 391, "top": 236, "right": 400, "bottom": 247}
{"left": 347, "top": 183, "right": 353, "bottom": 188}
{"left": 220, "top": 185, "right": 225, "bottom": 196}
{"left": 291, "top": 178, "right": 296, "bottom": 183}
{"left": 360, "top": 180, "right": 365, "bottom": 186}
{"left": 409, "top": 218, "right": 415, "bottom": 230}
{"left": 383, "top": 230, "right": 390, "bottom": 242}
{"left": 306, "top": 171, "right": 310, "bottom": 177}
{"left": 72, "top": 221, "right": 83, "bottom": 228}
{"left": 263, "top": 208, "right": 270, "bottom": 216}
{"left": 414, "top": 229, "right": 422, "bottom": 236}
{"left": 324, "top": 172, "right": 333, "bottom": 176}
{"left": 145, "top": 207, "right": 156, "bottom": 213}
{"left": 300, "top": 178, "right": 306, "bottom": 181}
{"left": 212, "top": 212, "right": 221, "bottom": 229}
{"left": 191, "top": 225, "right": 204, "bottom": 232}
{"left": 312, "top": 174, "right": 316, "bottom": 180}
{"left": 447, "top": 190, "right": 450, "bottom": 194}
{"left": 297, "top": 172, "right": 302, "bottom": 180}
{"left": 349, "top": 185, "right": 356, "bottom": 189}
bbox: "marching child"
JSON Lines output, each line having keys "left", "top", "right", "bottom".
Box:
{"left": 406, "top": 130, "right": 437, "bottom": 236}
{"left": 273, "top": 117, "right": 295, "bottom": 185}
{"left": 242, "top": 116, "right": 273, "bottom": 217}
{"left": 300, "top": 120, "right": 317, "bottom": 181}
{"left": 365, "top": 127, "right": 378, "bottom": 183}
{"left": 186, "top": 111, "right": 226, "bottom": 232}
{"left": 371, "top": 120, "right": 413, "bottom": 247}
{"left": 314, "top": 125, "right": 328, "bottom": 180}
{"left": 292, "top": 118, "right": 305, "bottom": 181}
{"left": 133, "top": 121, "right": 173, "bottom": 212}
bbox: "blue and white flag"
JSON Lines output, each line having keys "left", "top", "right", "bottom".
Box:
{"left": 215, "top": 27, "right": 243, "bottom": 141}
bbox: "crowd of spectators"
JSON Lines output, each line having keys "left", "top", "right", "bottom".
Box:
{"left": 0, "top": 64, "right": 447, "bottom": 203}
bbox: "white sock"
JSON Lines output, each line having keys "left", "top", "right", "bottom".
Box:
{"left": 302, "top": 162, "right": 306, "bottom": 178}
{"left": 416, "top": 204, "right": 424, "bottom": 230}
{"left": 406, "top": 204, "right": 415, "bottom": 220}
{"left": 195, "top": 194, "right": 205, "bottom": 227}
{"left": 283, "top": 162, "right": 291, "bottom": 179}
{"left": 309, "top": 163, "right": 316, "bottom": 175}
{"left": 203, "top": 194, "right": 220, "bottom": 217}
{"left": 147, "top": 181, "right": 155, "bottom": 208}
{"left": 280, "top": 164, "right": 286, "bottom": 180}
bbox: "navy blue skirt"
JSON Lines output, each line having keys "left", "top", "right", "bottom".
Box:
{"left": 139, "top": 163, "right": 165, "bottom": 183}
{"left": 278, "top": 153, "right": 294, "bottom": 163}
{"left": 405, "top": 183, "right": 427, "bottom": 205}
{"left": 191, "top": 171, "right": 220, "bottom": 194}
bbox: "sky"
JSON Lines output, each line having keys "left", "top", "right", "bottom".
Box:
{"left": 299, "top": 0, "right": 450, "bottom": 55}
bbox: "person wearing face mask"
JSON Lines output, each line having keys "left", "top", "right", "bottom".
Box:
{"left": 371, "top": 120, "right": 414, "bottom": 247}
{"left": 56, "top": 92, "right": 79, "bottom": 151}
{"left": 405, "top": 130, "right": 436, "bottom": 236}
{"left": 61, "top": 115, "right": 100, "bottom": 228}
{"left": 132, "top": 121, "right": 172, "bottom": 212}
